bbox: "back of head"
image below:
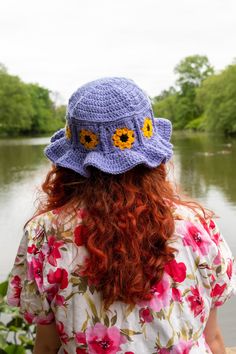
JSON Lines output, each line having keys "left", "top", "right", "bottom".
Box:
{"left": 42, "top": 77, "right": 176, "bottom": 307}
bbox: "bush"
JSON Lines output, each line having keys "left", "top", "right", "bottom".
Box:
{"left": 0, "top": 280, "right": 35, "bottom": 353}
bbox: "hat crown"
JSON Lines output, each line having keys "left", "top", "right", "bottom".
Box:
{"left": 45, "top": 77, "right": 173, "bottom": 178}
{"left": 67, "top": 77, "right": 150, "bottom": 122}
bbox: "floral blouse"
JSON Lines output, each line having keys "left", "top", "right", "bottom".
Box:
{"left": 7, "top": 204, "right": 236, "bottom": 354}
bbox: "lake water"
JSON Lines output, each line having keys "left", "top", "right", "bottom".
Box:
{"left": 0, "top": 133, "right": 236, "bottom": 345}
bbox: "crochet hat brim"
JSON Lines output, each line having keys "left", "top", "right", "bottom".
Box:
{"left": 44, "top": 118, "right": 173, "bottom": 178}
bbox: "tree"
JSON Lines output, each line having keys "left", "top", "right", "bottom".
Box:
{"left": 196, "top": 63, "right": 236, "bottom": 134}
{"left": 152, "top": 94, "right": 177, "bottom": 122}
{"left": 174, "top": 55, "right": 214, "bottom": 93}
{"left": 0, "top": 65, "right": 65, "bottom": 136}
{"left": 172, "top": 55, "right": 214, "bottom": 128}
{"left": 153, "top": 86, "right": 176, "bottom": 102}
{"left": 27, "top": 83, "right": 54, "bottom": 133}
{"left": 0, "top": 67, "right": 33, "bottom": 134}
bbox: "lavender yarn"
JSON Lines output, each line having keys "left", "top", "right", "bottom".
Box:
{"left": 44, "top": 77, "right": 173, "bottom": 177}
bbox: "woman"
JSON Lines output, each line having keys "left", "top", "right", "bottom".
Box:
{"left": 7, "top": 77, "right": 236, "bottom": 354}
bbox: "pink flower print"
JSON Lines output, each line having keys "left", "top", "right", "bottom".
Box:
{"left": 76, "top": 349, "right": 87, "bottom": 354}
{"left": 172, "top": 288, "right": 182, "bottom": 302}
{"left": 27, "top": 244, "right": 39, "bottom": 255}
{"left": 207, "top": 219, "right": 221, "bottom": 245}
{"left": 164, "top": 259, "right": 186, "bottom": 283}
{"left": 24, "top": 310, "right": 54, "bottom": 325}
{"left": 139, "top": 307, "right": 154, "bottom": 323}
{"left": 210, "top": 283, "right": 227, "bottom": 298}
{"left": 124, "top": 352, "right": 135, "bottom": 354}
{"left": 42, "top": 236, "right": 64, "bottom": 267}
{"left": 56, "top": 321, "right": 69, "bottom": 344}
{"left": 200, "top": 312, "right": 206, "bottom": 323}
{"left": 141, "top": 273, "right": 171, "bottom": 312}
{"left": 76, "top": 332, "right": 87, "bottom": 345}
{"left": 46, "top": 285, "right": 58, "bottom": 302}
{"left": 209, "top": 219, "right": 216, "bottom": 230}
{"left": 187, "top": 286, "right": 204, "bottom": 317}
{"left": 211, "top": 273, "right": 216, "bottom": 283}
{"left": 37, "top": 312, "right": 55, "bottom": 325}
{"left": 172, "top": 339, "right": 192, "bottom": 354}
{"left": 47, "top": 268, "right": 69, "bottom": 289}
{"left": 27, "top": 257, "right": 43, "bottom": 291}
{"left": 24, "top": 311, "right": 34, "bottom": 324}
{"left": 213, "top": 250, "right": 222, "bottom": 265}
{"left": 8, "top": 275, "right": 22, "bottom": 306}
{"left": 157, "top": 349, "right": 170, "bottom": 354}
{"left": 76, "top": 332, "right": 87, "bottom": 353}
{"left": 226, "top": 259, "right": 233, "bottom": 279}
{"left": 86, "top": 323, "right": 126, "bottom": 354}
{"left": 54, "top": 294, "right": 66, "bottom": 306}
{"left": 183, "top": 223, "right": 211, "bottom": 255}
{"left": 200, "top": 218, "right": 210, "bottom": 234}
{"left": 212, "top": 232, "right": 221, "bottom": 245}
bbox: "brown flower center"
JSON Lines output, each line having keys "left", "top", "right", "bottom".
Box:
{"left": 120, "top": 134, "right": 128, "bottom": 142}
{"left": 85, "top": 135, "right": 92, "bottom": 143}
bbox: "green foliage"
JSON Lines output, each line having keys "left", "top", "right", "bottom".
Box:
{"left": 0, "top": 65, "right": 65, "bottom": 136}
{"left": 0, "top": 69, "right": 34, "bottom": 135}
{"left": 196, "top": 64, "right": 236, "bottom": 134}
{"left": 153, "top": 55, "right": 236, "bottom": 134}
{"left": 185, "top": 115, "right": 207, "bottom": 131}
{"left": 153, "top": 55, "right": 214, "bottom": 129}
{"left": 174, "top": 54, "right": 214, "bottom": 93}
{"left": 0, "top": 280, "right": 35, "bottom": 353}
{"left": 153, "top": 94, "right": 177, "bottom": 121}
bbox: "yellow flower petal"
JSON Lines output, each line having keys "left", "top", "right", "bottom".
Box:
{"left": 116, "top": 129, "right": 123, "bottom": 136}
{"left": 112, "top": 127, "right": 135, "bottom": 150}
{"left": 65, "top": 124, "right": 72, "bottom": 140}
{"left": 79, "top": 129, "right": 99, "bottom": 149}
{"left": 142, "top": 117, "right": 153, "bottom": 139}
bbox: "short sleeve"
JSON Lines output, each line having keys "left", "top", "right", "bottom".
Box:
{"left": 208, "top": 219, "right": 236, "bottom": 308}
{"left": 7, "top": 222, "right": 55, "bottom": 325}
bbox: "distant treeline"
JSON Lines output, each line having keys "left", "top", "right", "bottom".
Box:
{"left": 1, "top": 57, "right": 236, "bottom": 136}
{"left": 0, "top": 64, "right": 66, "bottom": 136}
{"left": 152, "top": 55, "right": 236, "bottom": 134}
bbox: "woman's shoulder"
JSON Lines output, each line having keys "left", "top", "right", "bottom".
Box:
{"left": 24, "top": 206, "right": 85, "bottom": 240}
{"left": 171, "top": 202, "right": 215, "bottom": 231}
{"left": 172, "top": 202, "right": 206, "bottom": 222}
{"left": 171, "top": 202, "right": 220, "bottom": 249}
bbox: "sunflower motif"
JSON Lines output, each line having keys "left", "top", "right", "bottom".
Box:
{"left": 79, "top": 129, "right": 99, "bottom": 149}
{"left": 142, "top": 117, "right": 153, "bottom": 139}
{"left": 112, "top": 127, "right": 135, "bottom": 150}
{"left": 65, "top": 123, "right": 72, "bottom": 140}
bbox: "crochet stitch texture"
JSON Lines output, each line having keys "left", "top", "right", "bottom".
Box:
{"left": 45, "top": 77, "right": 173, "bottom": 177}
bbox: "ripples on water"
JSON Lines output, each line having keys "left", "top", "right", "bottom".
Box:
{"left": 0, "top": 133, "right": 235, "bottom": 344}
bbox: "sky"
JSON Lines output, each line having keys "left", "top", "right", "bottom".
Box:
{"left": 1, "top": 0, "right": 236, "bottom": 103}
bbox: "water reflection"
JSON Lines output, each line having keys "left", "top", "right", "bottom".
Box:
{"left": 0, "top": 138, "right": 49, "bottom": 187}
{"left": 173, "top": 132, "right": 236, "bottom": 205}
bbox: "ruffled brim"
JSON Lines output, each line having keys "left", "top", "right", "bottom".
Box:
{"left": 44, "top": 118, "right": 173, "bottom": 178}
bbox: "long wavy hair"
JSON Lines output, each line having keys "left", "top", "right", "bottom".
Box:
{"left": 36, "top": 163, "right": 207, "bottom": 308}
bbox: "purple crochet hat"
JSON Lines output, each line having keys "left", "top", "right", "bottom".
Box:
{"left": 44, "top": 77, "right": 173, "bottom": 177}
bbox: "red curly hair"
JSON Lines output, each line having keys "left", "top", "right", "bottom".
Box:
{"left": 36, "top": 163, "right": 207, "bottom": 308}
